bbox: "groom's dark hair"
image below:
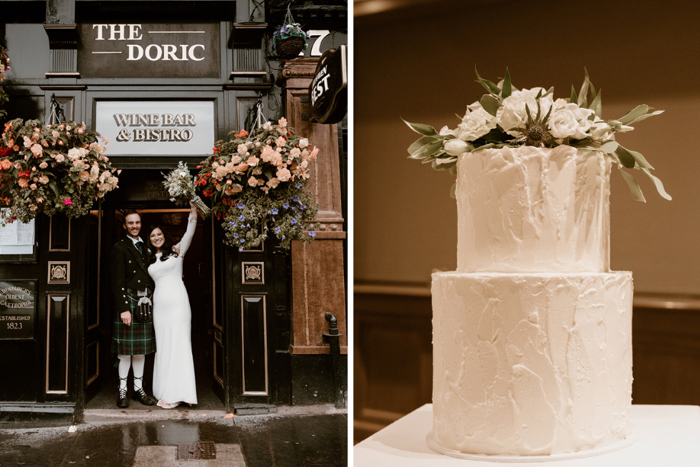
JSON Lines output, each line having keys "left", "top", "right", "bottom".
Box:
{"left": 122, "top": 209, "right": 141, "bottom": 220}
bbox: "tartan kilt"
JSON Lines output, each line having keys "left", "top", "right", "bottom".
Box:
{"left": 111, "top": 290, "right": 156, "bottom": 355}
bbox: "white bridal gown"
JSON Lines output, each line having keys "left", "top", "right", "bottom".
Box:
{"left": 149, "top": 212, "right": 198, "bottom": 405}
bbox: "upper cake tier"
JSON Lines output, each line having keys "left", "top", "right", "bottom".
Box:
{"left": 457, "top": 146, "right": 611, "bottom": 273}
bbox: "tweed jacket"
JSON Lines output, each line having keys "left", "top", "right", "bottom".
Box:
{"left": 110, "top": 237, "right": 155, "bottom": 316}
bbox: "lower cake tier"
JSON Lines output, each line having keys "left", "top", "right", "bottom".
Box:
{"left": 431, "top": 271, "right": 633, "bottom": 456}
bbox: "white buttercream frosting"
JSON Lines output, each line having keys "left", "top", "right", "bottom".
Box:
{"left": 456, "top": 146, "right": 611, "bottom": 273}
{"left": 431, "top": 271, "right": 633, "bottom": 456}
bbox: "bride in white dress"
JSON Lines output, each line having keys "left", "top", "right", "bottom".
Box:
{"left": 147, "top": 201, "right": 198, "bottom": 409}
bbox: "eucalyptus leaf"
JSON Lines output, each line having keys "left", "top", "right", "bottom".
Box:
{"left": 48, "top": 182, "right": 60, "bottom": 198}
{"left": 615, "top": 146, "right": 636, "bottom": 169}
{"left": 617, "top": 105, "right": 650, "bottom": 125}
{"left": 408, "top": 136, "right": 438, "bottom": 155}
{"left": 619, "top": 169, "right": 646, "bottom": 202}
{"left": 570, "top": 85, "right": 578, "bottom": 104}
{"left": 408, "top": 140, "right": 444, "bottom": 160}
{"left": 578, "top": 70, "right": 590, "bottom": 108}
{"left": 628, "top": 148, "right": 654, "bottom": 170}
{"left": 402, "top": 119, "right": 438, "bottom": 136}
{"left": 641, "top": 167, "right": 672, "bottom": 200}
{"left": 480, "top": 94, "right": 501, "bottom": 117}
{"left": 590, "top": 88, "right": 603, "bottom": 118}
{"left": 598, "top": 140, "right": 618, "bottom": 154}
{"left": 624, "top": 109, "right": 664, "bottom": 125}
{"left": 502, "top": 68, "right": 512, "bottom": 98}
{"left": 474, "top": 66, "right": 501, "bottom": 94}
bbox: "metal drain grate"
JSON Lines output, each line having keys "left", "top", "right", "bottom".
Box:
{"left": 177, "top": 441, "right": 217, "bottom": 460}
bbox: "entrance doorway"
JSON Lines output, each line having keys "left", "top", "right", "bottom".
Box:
{"left": 84, "top": 200, "right": 223, "bottom": 411}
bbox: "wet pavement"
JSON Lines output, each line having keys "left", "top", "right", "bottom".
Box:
{"left": 0, "top": 405, "right": 347, "bottom": 466}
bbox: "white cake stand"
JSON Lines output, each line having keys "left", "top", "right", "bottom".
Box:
{"left": 426, "top": 426, "right": 641, "bottom": 463}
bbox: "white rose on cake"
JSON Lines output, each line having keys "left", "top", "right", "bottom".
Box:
{"left": 497, "top": 88, "right": 554, "bottom": 136}
{"left": 453, "top": 103, "right": 497, "bottom": 142}
{"left": 549, "top": 103, "right": 595, "bottom": 140}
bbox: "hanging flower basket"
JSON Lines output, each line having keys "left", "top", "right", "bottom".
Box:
{"left": 195, "top": 118, "right": 319, "bottom": 250}
{"left": 272, "top": 6, "right": 308, "bottom": 60}
{"left": 275, "top": 35, "right": 306, "bottom": 60}
{"left": 0, "top": 118, "right": 119, "bottom": 225}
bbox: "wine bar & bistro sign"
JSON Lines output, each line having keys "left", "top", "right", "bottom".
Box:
{"left": 95, "top": 101, "right": 215, "bottom": 156}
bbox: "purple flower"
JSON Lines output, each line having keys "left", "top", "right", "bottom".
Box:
{"left": 283, "top": 202, "right": 290, "bottom": 209}
{"left": 274, "top": 227, "right": 281, "bottom": 234}
{"left": 240, "top": 239, "right": 246, "bottom": 244}
{"left": 238, "top": 215, "right": 245, "bottom": 222}
{"left": 239, "top": 247, "right": 244, "bottom": 252}
{"left": 291, "top": 219, "right": 298, "bottom": 225}
{"left": 234, "top": 233, "right": 239, "bottom": 238}
{"left": 293, "top": 195, "right": 300, "bottom": 203}
{"left": 229, "top": 221, "right": 237, "bottom": 227}
{"left": 295, "top": 183, "right": 302, "bottom": 189}
{"left": 300, "top": 205, "right": 306, "bottom": 210}
{"left": 271, "top": 208, "right": 279, "bottom": 215}
{"left": 237, "top": 203, "right": 245, "bottom": 209}
{"left": 309, "top": 231, "right": 316, "bottom": 238}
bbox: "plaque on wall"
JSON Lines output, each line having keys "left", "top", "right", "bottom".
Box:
{"left": 48, "top": 261, "right": 70, "bottom": 284}
{"left": 0, "top": 281, "right": 35, "bottom": 340}
{"left": 95, "top": 101, "right": 215, "bottom": 156}
{"left": 78, "top": 23, "right": 221, "bottom": 79}
{"left": 242, "top": 262, "right": 264, "bottom": 285}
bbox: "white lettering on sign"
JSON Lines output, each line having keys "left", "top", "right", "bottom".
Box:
{"left": 112, "top": 113, "right": 197, "bottom": 143}
{"left": 311, "top": 65, "right": 331, "bottom": 106}
{"left": 92, "top": 24, "right": 206, "bottom": 62}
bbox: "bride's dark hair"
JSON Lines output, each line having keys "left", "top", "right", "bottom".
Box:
{"left": 147, "top": 225, "right": 177, "bottom": 263}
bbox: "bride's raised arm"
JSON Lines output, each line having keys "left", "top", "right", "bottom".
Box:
{"left": 175, "top": 201, "right": 198, "bottom": 258}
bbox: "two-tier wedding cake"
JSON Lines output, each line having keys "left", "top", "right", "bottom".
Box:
{"left": 406, "top": 69, "right": 669, "bottom": 458}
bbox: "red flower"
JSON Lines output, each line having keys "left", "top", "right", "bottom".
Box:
{"left": 203, "top": 189, "right": 213, "bottom": 197}
{"left": 0, "top": 147, "right": 11, "bottom": 157}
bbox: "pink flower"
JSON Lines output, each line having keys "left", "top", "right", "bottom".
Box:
{"left": 63, "top": 198, "right": 72, "bottom": 206}
{"left": 261, "top": 145, "right": 276, "bottom": 162}
{"left": 276, "top": 167, "right": 291, "bottom": 182}
{"left": 266, "top": 177, "right": 280, "bottom": 189}
{"left": 275, "top": 137, "right": 286, "bottom": 148}
{"left": 39, "top": 175, "right": 49, "bottom": 184}
{"left": 309, "top": 147, "right": 319, "bottom": 160}
{"left": 247, "top": 155, "right": 259, "bottom": 167}
{"left": 52, "top": 130, "right": 60, "bottom": 138}
{"left": 30, "top": 144, "right": 43, "bottom": 157}
{"left": 30, "top": 183, "right": 37, "bottom": 190}
{"left": 248, "top": 176, "right": 259, "bottom": 187}
{"left": 278, "top": 117, "right": 288, "bottom": 128}
{"left": 39, "top": 161, "right": 48, "bottom": 169}
{"left": 79, "top": 171, "right": 90, "bottom": 181}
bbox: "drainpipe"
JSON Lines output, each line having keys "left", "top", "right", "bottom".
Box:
{"left": 322, "top": 312, "right": 345, "bottom": 408}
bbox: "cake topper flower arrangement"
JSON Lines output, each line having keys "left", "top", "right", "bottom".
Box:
{"left": 0, "top": 119, "right": 118, "bottom": 225}
{"left": 195, "top": 118, "right": 319, "bottom": 250}
{"left": 405, "top": 68, "right": 670, "bottom": 202}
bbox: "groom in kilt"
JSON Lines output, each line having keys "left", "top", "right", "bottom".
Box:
{"left": 110, "top": 209, "right": 156, "bottom": 408}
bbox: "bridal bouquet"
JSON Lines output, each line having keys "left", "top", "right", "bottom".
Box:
{"left": 195, "top": 118, "right": 319, "bottom": 250}
{"left": 162, "top": 161, "right": 210, "bottom": 217}
{"left": 0, "top": 119, "right": 118, "bottom": 224}
{"left": 405, "top": 68, "right": 670, "bottom": 202}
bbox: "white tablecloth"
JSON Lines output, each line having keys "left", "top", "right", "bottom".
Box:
{"left": 354, "top": 404, "right": 700, "bottom": 466}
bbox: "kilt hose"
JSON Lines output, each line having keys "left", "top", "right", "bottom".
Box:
{"left": 111, "top": 290, "right": 156, "bottom": 355}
